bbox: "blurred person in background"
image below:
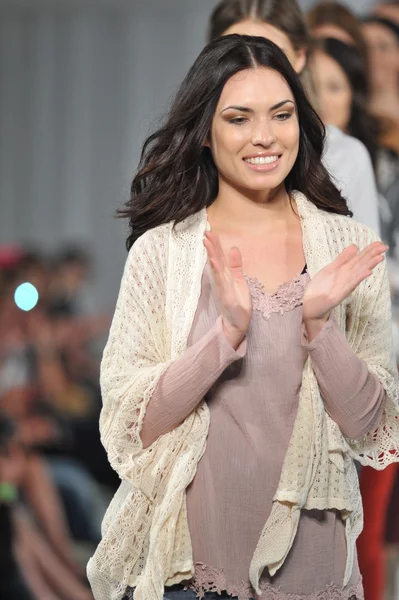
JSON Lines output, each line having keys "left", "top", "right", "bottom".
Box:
{"left": 362, "top": 16, "right": 399, "bottom": 153}
{"left": 0, "top": 389, "right": 94, "bottom": 599}
{"left": 207, "top": 0, "right": 381, "bottom": 235}
{"left": 0, "top": 412, "right": 34, "bottom": 600}
{"left": 48, "top": 245, "right": 92, "bottom": 318}
{"left": 310, "top": 37, "right": 378, "bottom": 167}
{"left": 307, "top": 1, "right": 370, "bottom": 69}
{"left": 306, "top": 3, "right": 399, "bottom": 233}
{"left": 47, "top": 245, "right": 111, "bottom": 402}
{"left": 309, "top": 37, "right": 395, "bottom": 221}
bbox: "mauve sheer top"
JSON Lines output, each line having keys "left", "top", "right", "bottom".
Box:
{"left": 134, "top": 261, "right": 385, "bottom": 600}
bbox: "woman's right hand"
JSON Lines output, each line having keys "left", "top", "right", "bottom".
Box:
{"left": 204, "top": 231, "right": 252, "bottom": 349}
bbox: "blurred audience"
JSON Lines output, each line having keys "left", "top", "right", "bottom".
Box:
{"left": 0, "top": 243, "right": 114, "bottom": 599}
{"left": 0, "top": 412, "right": 34, "bottom": 600}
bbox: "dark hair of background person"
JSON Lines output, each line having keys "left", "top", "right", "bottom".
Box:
{"left": 307, "top": 2, "right": 370, "bottom": 69}
{"left": 363, "top": 15, "right": 399, "bottom": 42}
{"left": 207, "top": 0, "right": 309, "bottom": 48}
{"left": 313, "top": 37, "right": 380, "bottom": 169}
{"left": 119, "top": 35, "right": 352, "bottom": 249}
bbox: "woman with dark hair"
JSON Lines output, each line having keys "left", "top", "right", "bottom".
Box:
{"left": 87, "top": 35, "right": 398, "bottom": 600}
{"left": 207, "top": 0, "right": 381, "bottom": 235}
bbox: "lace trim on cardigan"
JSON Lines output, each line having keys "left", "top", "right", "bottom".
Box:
{"left": 185, "top": 563, "right": 363, "bottom": 600}
{"left": 245, "top": 272, "right": 309, "bottom": 320}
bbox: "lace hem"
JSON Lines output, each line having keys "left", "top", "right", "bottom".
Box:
{"left": 186, "top": 563, "right": 363, "bottom": 600}
{"left": 245, "top": 272, "right": 309, "bottom": 320}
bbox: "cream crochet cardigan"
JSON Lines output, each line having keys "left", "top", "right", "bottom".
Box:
{"left": 87, "top": 192, "right": 399, "bottom": 600}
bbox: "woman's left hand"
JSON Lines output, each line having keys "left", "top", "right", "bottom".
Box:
{"left": 303, "top": 241, "right": 388, "bottom": 329}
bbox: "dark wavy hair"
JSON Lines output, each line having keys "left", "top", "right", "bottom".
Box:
{"left": 314, "top": 37, "right": 380, "bottom": 169}
{"left": 120, "top": 35, "right": 351, "bottom": 249}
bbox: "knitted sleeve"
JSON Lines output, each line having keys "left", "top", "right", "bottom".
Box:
{"left": 346, "top": 234, "right": 399, "bottom": 468}
{"left": 140, "top": 316, "right": 246, "bottom": 448}
{"left": 99, "top": 225, "right": 208, "bottom": 499}
{"left": 99, "top": 226, "right": 174, "bottom": 490}
{"left": 302, "top": 314, "right": 385, "bottom": 439}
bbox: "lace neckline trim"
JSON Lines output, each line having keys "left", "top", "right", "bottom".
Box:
{"left": 244, "top": 271, "right": 309, "bottom": 320}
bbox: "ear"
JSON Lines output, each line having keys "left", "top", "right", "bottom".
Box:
{"left": 293, "top": 47, "right": 307, "bottom": 75}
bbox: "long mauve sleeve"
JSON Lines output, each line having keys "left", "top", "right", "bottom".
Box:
{"left": 302, "top": 315, "right": 386, "bottom": 439}
{"left": 140, "top": 316, "right": 247, "bottom": 448}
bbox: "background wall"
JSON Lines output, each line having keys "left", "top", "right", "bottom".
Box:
{"left": 0, "top": 0, "right": 380, "bottom": 307}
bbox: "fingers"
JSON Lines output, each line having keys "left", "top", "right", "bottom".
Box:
{"left": 213, "top": 233, "right": 228, "bottom": 269}
{"left": 204, "top": 233, "right": 244, "bottom": 285}
{"left": 357, "top": 241, "right": 387, "bottom": 259}
{"left": 203, "top": 232, "right": 222, "bottom": 274}
{"left": 204, "top": 231, "right": 226, "bottom": 271}
{"left": 333, "top": 244, "right": 358, "bottom": 268}
{"left": 228, "top": 246, "right": 243, "bottom": 271}
{"left": 334, "top": 241, "right": 388, "bottom": 275}
{"left": 343, "top": 245, "right": 387, "bottom": 293}
{"left": 350, "top": 241, "right": 388, "bottom": 273}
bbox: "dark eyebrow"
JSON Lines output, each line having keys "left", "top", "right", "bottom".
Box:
{"left": 220, "top": 99, "right": 295, "bottom": 115}
{"left": 270, "top": 99, "right": 295, "bottom": 111}
{"left": 220, "top": 105, "right": 253, "bottom": 114}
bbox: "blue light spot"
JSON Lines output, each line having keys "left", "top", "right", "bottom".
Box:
{"left": 14, "top": 282, "right": 39, "bottom": 312}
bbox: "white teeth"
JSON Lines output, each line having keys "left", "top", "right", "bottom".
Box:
{"left": 244, "top": 155, "right": 279, "bottom": 165}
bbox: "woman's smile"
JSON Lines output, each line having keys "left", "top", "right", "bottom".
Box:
{"left": 243, "top": 153, "right": 282, "bottom": 171}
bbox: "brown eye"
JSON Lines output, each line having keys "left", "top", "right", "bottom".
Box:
{"left": 229, "top": 117, "right": 248, "bottom": 125}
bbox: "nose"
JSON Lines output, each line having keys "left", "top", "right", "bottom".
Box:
{"left": 251, "top": 119, "right": 277, "bottom": 146}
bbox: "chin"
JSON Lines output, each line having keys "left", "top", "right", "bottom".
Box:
{"left": 243, "top": 175, "right": 287, "bottom": 192}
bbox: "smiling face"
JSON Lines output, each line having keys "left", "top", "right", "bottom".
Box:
{"left": 208, "top": 67, "right": 300, "bottom": 198}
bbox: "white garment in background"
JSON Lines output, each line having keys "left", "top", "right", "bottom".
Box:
{"left": 323, "top": 125, "right": 381, "bottom": 235}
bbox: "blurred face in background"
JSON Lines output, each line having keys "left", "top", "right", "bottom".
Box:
{"left": 311, "top": 50, "right": 352, "bottom": 131}
{"left": 222, "top": 20, "right": 307, "bottom": 74}
{"left": 362, "top": 22, "right": 399, "bottom": 88}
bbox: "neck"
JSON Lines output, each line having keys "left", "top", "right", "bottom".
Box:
{"left": 208, "top": 181, "right": 294, "bottom": 233}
